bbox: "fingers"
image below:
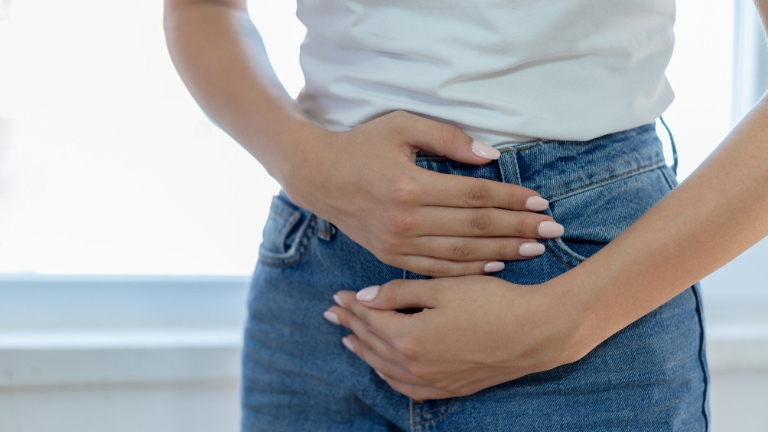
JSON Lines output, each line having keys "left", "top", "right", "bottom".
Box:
{"left": 406, "top": 206, "right": 559, "bottom": 238}
{"left": 403, "top": 237, "right": 548, "bottom": 263}
{"left": 345, "top": 335, "right": 452, "bottom": 400}
{"left": 326, "top": 300, "right": 433, "bottom": 387}
{"left": 384, "top": 254, "right": 506, "bottom": 278}
{"left": 385, "top": 111, "right": 499, "bottom": 165}
{"left": 353, "top": 279, "right": 437, "bottom": 310}
{"left": 420, "top": 170, "right": 548, "bottom": 211}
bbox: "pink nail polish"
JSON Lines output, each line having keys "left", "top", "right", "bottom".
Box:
{"left": 519, "top": 242, "right": 545, "bottom": 257}
{"left": 333, "top": 294, "right": 344, "bottom": 308}
{"left": 323, "top": 310, "right": 340, "bottom": 325}
{"left": 538, "top": 221, "right": 565, "bottom": 238}
{"left": 342, "top": 337, "right": 355, "bottom": 352}
{"left": 525, "top": 196, "right": 549, "bottom": 211}
{"left": 471, "top": 141, "right": 501, "bottom": 160}
{"left": 356, "top": 286, "right": 380, "bottom": 302}
{"left": 375, "top": 370, "right": 386, "bottom": 380}
{"left": 483, "top": 261, "right": 505, "bottom": 273}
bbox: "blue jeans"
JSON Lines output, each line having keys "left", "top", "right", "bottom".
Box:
{"left": 241, "top": 123, "right": 710, "bottom": 431}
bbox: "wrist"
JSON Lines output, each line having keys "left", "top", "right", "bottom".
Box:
{"left": 270, "top": 122, "right": 342, "bottom": 213}
{"left": 538, "top": 272, "right": 602, "bottom": 366}
{"left": 254, "top": 118, "right": 335, "bottom": 198}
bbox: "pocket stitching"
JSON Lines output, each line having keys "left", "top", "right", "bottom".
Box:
{"left": 258, "top": 215, "right": 316, "bottom": 268}
{"left": 543, "top": 164, "right": 670, "bottom": 267}
{"left": 258, "top": 196, "right": 317, "bottom": 268}
{"left": 545, "top": 159, "right": 665, "bottom": 202}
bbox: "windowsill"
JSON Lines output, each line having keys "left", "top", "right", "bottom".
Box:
{"left": 707, "top": 324, "right": 768, "bottom": 373}
{"left": 0, "top": 274, "right": 249, "bottom": 388}
{"left": 0, "top": 329, "right": 242, "bottom": 388}
{"left": 0, "top": 274, "right": 766, "bottom": 389}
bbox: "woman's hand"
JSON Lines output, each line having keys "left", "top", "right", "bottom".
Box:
{"left": 323, "top": 276, "right": 586, "bottom": 400}
{"left": 283, "top": 111, "right": 564, "bottom": 277}
{"left": 165, "top": 3, "right": 561, "bottom": 277}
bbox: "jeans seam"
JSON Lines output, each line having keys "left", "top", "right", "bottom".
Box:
{"left": 545, "top": 159, "right": 666, "bottom": 202}
{"left": 412, "top": 399, "right": 450, "bottom": 416}
{"left": 411, "top": 399, "right": 458, "bottom": 428}
{"left": 257, "top": 216, "right": 317, "bottom": 268}
{"left": 690, "top": 285, "right": 711, "bottom": 430}
{"left": 545, "top": 243, "right": 581, "bottom": 268}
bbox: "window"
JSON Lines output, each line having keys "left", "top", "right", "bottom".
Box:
{"left": 0, "top": 0, "right": 304, "bottom": 275}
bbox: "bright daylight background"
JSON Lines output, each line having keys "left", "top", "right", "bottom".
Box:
{"left": 3, "top": 2, "right": 768, "bottom": 432}
{"left": 0, "top": 0, "right": 737, "bottom": 276}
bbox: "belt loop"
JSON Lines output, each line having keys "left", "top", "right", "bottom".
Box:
{"left": 316, "top": 217, "right": 336, "bottom": 241}
{"left": 659, "top": 116, "right": 678, "bottom": 177}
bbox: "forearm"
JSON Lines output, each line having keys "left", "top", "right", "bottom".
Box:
{"left": 558, "top": 98, "right": 768, "bottom": 358}
{"left": 163, "top": 0, "right": 325, "bottom": 186}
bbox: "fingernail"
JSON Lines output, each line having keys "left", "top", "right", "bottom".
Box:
{"left": 483, "top": 261, "right": 505, "bottom": 273}
{"left": 538, "top": 221, "right": 565, "bottom": 238}
{"left": 356, "top": 285, "right": 380, "bottom": 302}
{"left": 525, "top": 196, "right": 549, "bottom": 211}
{"left": 375, "top": 370, "right": 386, "bottom": 380}
{"left": 333, "top": 294, "right": 344, "bottom": 307}
{"left": 519, "top": 242, "right": 545, "bottom": 257}
{"left": 342, "top": 336, "right": 354, "bottom": 352}
{"left": 471, "top": 140, "right": 500, "bottom": 160}
{"left": 323, "top": 310, "right": 340, "bottom": 325}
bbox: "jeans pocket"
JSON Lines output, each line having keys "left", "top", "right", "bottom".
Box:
{"left": 257, "top": 193, "right": 316, "bottom": 268}
{"left": 543, "top": 165, "right": 677, "bottom": 267}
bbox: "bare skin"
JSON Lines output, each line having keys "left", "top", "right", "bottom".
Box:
{"left": 165, "top": 0, "right": 768, "bottom": 401}
{"left": 163, "top": 0, "right": 561, "bottom": 279}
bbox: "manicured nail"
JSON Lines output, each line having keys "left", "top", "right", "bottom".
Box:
{"left": 519, "top": 242, "right": 545, "bottom": 257}
{"left": 483, "top": 261, "right": 505, "bottom": 273}
{"left": 333, "top": 294, "right": 344, "bottom": 307}
{"left": 525, "top": 196, "right": 549, "bottom": 211}
{"left": 538, "top": 221, "right": 565, "bottom": 238}
{"left": 342, "top": 336, "right": 354, "bottom": 352}
{"left": 356, "top": 285, "right": 380, "bottom": 302}
{"left": 375, "top": 370, "right": 386, "bottom": 380}
{"left": 471, "top": 140, "right": 500, "bottom": 160}
{"left": 323, "top": 310, "right": 340, "bottom": 325}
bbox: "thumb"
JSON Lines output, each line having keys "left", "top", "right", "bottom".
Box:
{"left": 355, "top": 280, "right": 436, "bottom": 310}
{"left": 394, "top": 113, "right": 500, "bottom": 164}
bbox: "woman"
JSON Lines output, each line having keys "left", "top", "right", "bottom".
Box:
{"left": 164, "top": 0, "right": 768, "bottom": 430}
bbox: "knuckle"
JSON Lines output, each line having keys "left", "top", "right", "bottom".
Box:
{"left": 390, "top": 179, "right": 423, "bottom": 206}
{"left": 468, "top": 212, "right": 491, "bottom": 232}
{"left": 375, "top": 250, "right": 398, "bottom": 267}
{"left": 396, "top": 338, "right": 419, "bottom": 360}
{"left": 390, "top": 110, "right": 408, "bottom": 122}
{"left": 388, "top": 110, "right": 411, "bottom": 134}
{"left": 382, "top": 282, "right": 402, "bottom": 304}
{"left": 409, "top": 364, "right": 436, "bottom": 381}
{"left": 497, "top": 239, "right": 517, "bottom": 260}
{"left": 525, "top": 217, "right": 547, "bottom": 237}
{"left": 424, "top": 262, "right": 451, "bottom": 278}
{"left": 512, "top": 217, "right": 528, "bottom": 236}
{"left": 440, "top": 122, "right": 460, "bottom": 148}
{"left": 384, "top": 211, "right": 415, "bottom": 235}
{"left": 383, "top": 232, "right": 406, "bottom": 251}
{"left": 451, "top": 241, "right": 475, "bottom": 260}
{"left": 465, "top": 184, "right": 489, "bottom": 206}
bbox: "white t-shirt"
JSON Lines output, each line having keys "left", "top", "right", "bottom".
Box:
{"left": 295, "top": 0, "right": 676, "bottom": 144}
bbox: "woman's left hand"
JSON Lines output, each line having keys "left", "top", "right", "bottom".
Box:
{"left": 325, "top": 276, "right": 588, "bottom": 400}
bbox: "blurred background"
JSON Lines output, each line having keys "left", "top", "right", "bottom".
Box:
{"left": 0, "top": 0, "right": 766, "bottom": 430}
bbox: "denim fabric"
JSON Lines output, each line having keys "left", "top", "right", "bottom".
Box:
{"left": 241, "top": 123, "right": 710, "bottom": 431}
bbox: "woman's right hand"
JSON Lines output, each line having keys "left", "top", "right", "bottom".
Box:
{"left": 163, "top": 3, "right": 560, "bottom": 276}
{"left": 281, "top": 111, "right": 564, "bottom": 277}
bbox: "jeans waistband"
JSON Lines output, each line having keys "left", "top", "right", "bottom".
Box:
{"left": 493, "top": 123, "right": 666, "bottom": 202}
